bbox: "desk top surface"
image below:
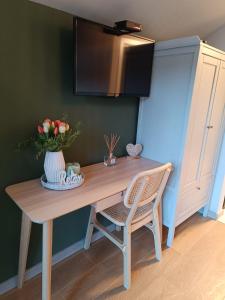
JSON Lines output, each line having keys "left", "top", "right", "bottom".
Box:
{"left": 6, "top": 157, "right": 161, "bottom": 223}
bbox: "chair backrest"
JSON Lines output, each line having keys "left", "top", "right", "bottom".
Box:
{"left": 123, "top": 163, "right": 172, "bottom": 223}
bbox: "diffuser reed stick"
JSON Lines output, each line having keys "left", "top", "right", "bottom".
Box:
{"left": 104, "top": 133, "right": 120, "bottom": 157}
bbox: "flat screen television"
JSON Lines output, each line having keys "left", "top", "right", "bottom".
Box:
{"left": 73, "top": 17, "right": 154, "bottom": 97}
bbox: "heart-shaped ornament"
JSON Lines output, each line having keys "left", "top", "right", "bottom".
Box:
{"left": 126, "top": 143, "right": 143, "bottom": 157}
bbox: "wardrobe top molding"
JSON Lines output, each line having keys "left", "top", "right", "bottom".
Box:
{"left": 155, "top": 35, "right": 225, "bottom": 60}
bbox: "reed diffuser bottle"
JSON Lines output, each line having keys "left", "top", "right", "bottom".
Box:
{"left": 104, "top": 133, "right": 120, "bottom": 166}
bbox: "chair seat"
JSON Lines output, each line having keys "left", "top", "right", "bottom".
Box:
{"left": 99, "top": 201, "right": 153, "bottom": 226}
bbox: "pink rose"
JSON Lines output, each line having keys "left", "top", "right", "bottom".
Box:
{"left": 54, "top": 127, "right": 58, "bottom": 136}
{"left": 38, "top": 125, "right": 44, "bottom": 134}
{"left": 55, "top": 120, "right": 61, "bottom": 127}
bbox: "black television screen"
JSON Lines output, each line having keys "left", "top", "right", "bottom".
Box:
{"left": 73, "top": 17, "right": 154, "bottom": 97}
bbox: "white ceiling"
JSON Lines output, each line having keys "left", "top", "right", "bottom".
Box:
{"left": 31, "top": 0, "right": 225, "bottom": 41}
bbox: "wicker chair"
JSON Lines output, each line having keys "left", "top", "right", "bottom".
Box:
{"left": 84, "top": 163, "right": 172, "bottom": 289}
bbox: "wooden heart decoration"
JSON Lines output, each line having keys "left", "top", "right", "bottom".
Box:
{"left": 126, "top": 143, "right": 143, "bottom": 157}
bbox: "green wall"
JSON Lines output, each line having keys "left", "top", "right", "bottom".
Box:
{"left": 0, "top": 0, "right": 139, "bottom": 283}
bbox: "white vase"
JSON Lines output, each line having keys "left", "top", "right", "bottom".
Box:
{"left": 44, "top": 151, "right": 65, "bottom": 183}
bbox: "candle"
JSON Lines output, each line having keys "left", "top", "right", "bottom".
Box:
{"left": 72, "top": 162, "right": 80, "bottom": 175}
{"left": 66, "top": 162, "right": 80, "bottom": 176}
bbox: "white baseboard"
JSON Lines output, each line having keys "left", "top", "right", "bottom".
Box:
{"left": 0, "top": 224, "right": 115, "bottom": 295}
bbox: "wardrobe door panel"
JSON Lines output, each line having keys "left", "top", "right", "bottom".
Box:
{"left": 176, "top": 174, "right": 212, "bottom": 226}
{"left": 183, "top": 55, "right": 219, "bottom": 187}
{"left": 199, "top": 61, "right": 225, "bottom": 180}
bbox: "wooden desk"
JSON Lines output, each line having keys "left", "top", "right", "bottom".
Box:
{"left": 6, "top": 157, "right": 161, "bottom": 300}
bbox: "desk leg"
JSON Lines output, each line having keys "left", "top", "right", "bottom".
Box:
{"left": 42, "top": 220, "right": 53, "bottom": 300}
{"left": 18, "top": 213, "right": 32, "bottom": 288}
{"left": 158, "top": 201, "right": 163, "bottom": 242}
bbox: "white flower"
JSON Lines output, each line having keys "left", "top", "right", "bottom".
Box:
{"left": 59, "top": 125, "right": 66, "bottom": 133}
{"left": 43, "top": 121, "right": 50, "bottom": 128}
{"left": 43, "top": 126, "right": 49, "bottom": 133}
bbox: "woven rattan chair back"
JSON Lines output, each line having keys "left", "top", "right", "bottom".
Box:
{"left": 124, "top": 163, "right": 172, "bottom": 209}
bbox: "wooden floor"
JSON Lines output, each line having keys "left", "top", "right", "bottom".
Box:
{"left": 2, "top": 213, "right": 225, "bottom": 300}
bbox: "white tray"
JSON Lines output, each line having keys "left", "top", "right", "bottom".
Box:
{"left": 40, "top": 173, "right": 84, "bottom": 191}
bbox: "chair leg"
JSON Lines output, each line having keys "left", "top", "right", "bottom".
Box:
{"left": 116, "top": 225, "right": 121, "bottom": 232}
{"left": 84, "top": 206, "right": 96, "bottom": 250}
{"left": 152, "top": 211, "right": 162, "bottom": 261}
{"left": 123, "top": 227, "right": 131, "bottom": 289}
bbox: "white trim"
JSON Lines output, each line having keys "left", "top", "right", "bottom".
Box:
{"left": 136, "top": 98, "right": 144, "bottom": 143}
{"left": 0, "top": 224, "right": 115, "bottom": 295}
{"left": 155, "top": 36, "right": 200, "bottom": 51}
{"left": 154, "top": 36, "right": 225, "bottom": 58}
{"left": 202, "top": 42, "right": 225, "bottom": 58}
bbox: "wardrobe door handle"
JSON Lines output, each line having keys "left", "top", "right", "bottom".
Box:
{"left": 207, "top": 125, "right": 213, "bottom": 129}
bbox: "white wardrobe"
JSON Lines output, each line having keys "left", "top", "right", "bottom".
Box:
{"left": 137, "top": 36, "right": 225, "bottom": 246}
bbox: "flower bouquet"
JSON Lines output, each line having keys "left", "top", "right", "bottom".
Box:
{"left": 20, "top": 118, "right": 80, "bottom": 183}
{"left": 35, "top": 118, "right": 80, "bottom": 158}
